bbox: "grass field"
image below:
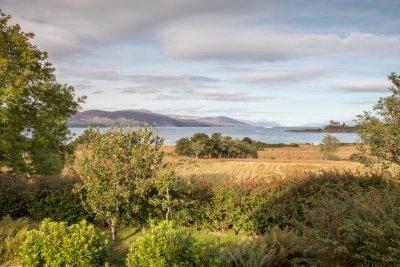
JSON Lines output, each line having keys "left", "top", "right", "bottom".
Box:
{"left": 162, "top": 144, "right": 362, "bottom": 180}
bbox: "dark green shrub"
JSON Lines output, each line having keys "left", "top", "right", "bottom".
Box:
{"left": 173, "top": 178, "right": 214, "bottom": 229}
{"left": 0, "top": 216, "right": 30, "bottom": 264}
{"left": 255, "top": 170, "right": 400, "bottom": 265}
{"left": 0, "top": 174, "right": 93, "bottom": 223}
{"left": 254, "top": 171, "right": 386, "bottom": 231}
{"left": 27, "top": 176, "right": 94, "bottom": 223}
{"left": 0, "top": 175, "right": 30, "bottom": 218}
{"left": 205, "top": 178, "right": 276, "bottom": 233}
{"left": 224, "top": 227, "right": 320, "bottom": 267}
{"left": 126, "top": 220, "right": 218, "bottom": 267}
{"left": 20, "top": 219, "right": 108, "bottom": 266}
{"left": 301, "top": 186, "right": 400, "bottom": 265}
{"left": 175, "top": 176, "right": 280, "bottom": 234}
{"left": 121, "top": 168, "right": 400, "bottom": 266}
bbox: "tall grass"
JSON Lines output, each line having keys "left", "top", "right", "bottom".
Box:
{"left": 0, "top": 215, "right": 31, "bottom": 265}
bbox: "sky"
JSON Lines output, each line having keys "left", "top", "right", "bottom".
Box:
{"left": 2, "top": 0, "right": 400, "bottom": 126}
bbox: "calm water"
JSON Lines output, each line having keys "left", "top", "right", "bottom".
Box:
{"left": 69, "top": 127, "right": 358, "bottom": 145}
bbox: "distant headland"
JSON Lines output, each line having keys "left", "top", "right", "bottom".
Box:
{"left": 288, "top": 120, "right": 358, "bottom": 133}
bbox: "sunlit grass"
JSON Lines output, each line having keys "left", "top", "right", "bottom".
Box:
{"left": 167, "top": 144, "right": 362, "bottom": 181}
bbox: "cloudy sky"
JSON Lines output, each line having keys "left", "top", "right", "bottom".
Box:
{"left": 2, "top": 0, "right": 399, "bottom": 125}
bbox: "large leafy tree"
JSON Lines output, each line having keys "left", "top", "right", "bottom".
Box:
{"left": 73, "top": 125, "right": 166, "bottom": 241}
{"left": 356, "top": 72, "right": 400, "bottom": 168}
{"left": 0, "top": 11, "right": 84, "bottom": 174}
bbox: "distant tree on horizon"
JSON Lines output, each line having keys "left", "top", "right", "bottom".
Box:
{"left": 174, "top": 132, "right": 258, "bottom": 159}
{"left": 320, "top": 135, "right": 340, "bottom": 160}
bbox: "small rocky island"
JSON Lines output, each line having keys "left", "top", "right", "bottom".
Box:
{"left": 288, "top": 121, "right": 359, "bottom": 133}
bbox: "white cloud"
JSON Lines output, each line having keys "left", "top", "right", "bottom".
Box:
{"left": 160, "top": 24, "right": 400, "bottom": 61}
{"left": 239, "top": 69, "right": 327, "bottom": 84}
{"left": 2, "top": 0, "right": 282, "bottom": 59}
{"left": 11, "top": 16, "right": 84, "bottom": 58}
{"left": 156, "top": 86, "right": 276, "bottom": 102}
{"left": 334, "top": 78, "right": 392, "bottom": 93}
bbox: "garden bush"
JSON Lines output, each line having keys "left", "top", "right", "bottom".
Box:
{"left": 204, "top": 177, "right": 278, "bottom": 234}
{"left": 173, "top": 170, "right": 400, "bottom": 265}
{"left": 27, "top": 176, "right": 94, "bottom": 223}
{"left": 254, "top": 170, "right": 400, "bottom": 265}
{"left": 126, "top": 220, "right": 220, "bottom": 267}
{"left": 0, "top": 174, "right": 30, "bottom": 218}
{"left": 176, "top": 176, "right": 281, "bottom": 234}
{"left": 0, "top": 174, "right": 93, "bottom": 223}
{"left": 0, "top": 216, "right": 30, "bottom": 265}
{"left": 254, "top": 170, "right": 387, "bottom": 230}
{"left": 301, "top": 185, "right": 400, "bottom": 265}
{"left": 224, "top": 227, "right": 320, "bottom": 267}
{"left": 19, "top": 219, "right": 108, "bottom": 266}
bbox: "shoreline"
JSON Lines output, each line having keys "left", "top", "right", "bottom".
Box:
{"left": 287, "top": 127, "right": 358, "bottom": 133}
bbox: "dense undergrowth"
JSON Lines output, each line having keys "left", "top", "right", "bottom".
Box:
{"left": 1, "top": 170, "right": 399, "bottom": 266}
{"left": 0, "top": 174, "right": 93, "bottom": 223}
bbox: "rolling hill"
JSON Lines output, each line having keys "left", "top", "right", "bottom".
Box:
{"left": 68, "top": 109, "right": 252, "bottom": 127}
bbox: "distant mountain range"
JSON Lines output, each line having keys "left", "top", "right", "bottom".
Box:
{"left": 68, "top": 109, "right": 252, "bottom": 127}
{"left": 68, "top": 109, "right": 356, "bottom": 128}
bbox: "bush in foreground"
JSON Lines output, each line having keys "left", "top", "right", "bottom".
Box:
{"left": 20, "top": 219, "right": 108, "bottom": 266}
{"left": 256, "top": 170, "right": 400, "bottom": 265}
{"left": 126, "top": 220, "right": 219, "bottom": 267}
{"left": 225, "top": 227, "right": 320, "bottom": 267}
{"left": 0, "top": 174, "right": 92, "bottom": 223}
{"left": 0, "top": 216, "right": 30, "bottom": 265}
{"left": 302, "top": 185, "right": 400, "bottom": 265}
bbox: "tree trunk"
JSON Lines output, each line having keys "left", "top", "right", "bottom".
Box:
{"left": 111, "top": 220, "right": 117, "bottom": 241}
{"left": 166, "top": 187, "right": 170, "bottom": 223}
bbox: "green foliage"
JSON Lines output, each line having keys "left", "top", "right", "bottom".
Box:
{"left": 255, "top": 171, "right": 381, "bottom": 230}
{"left": 0, "top": 174, "right": 29, "bottom": 218}
{"left": 255, "top": 170, "right": 400, "bottom": 265}
{"left": 0, "top": 11, "right": 85, "bottom": 175}
{"left": 19, "top": 219, "right": 108, "bottom": 267}
{"left": 166, "top": 170, "right": 400, "bottom": 265}
{"left": 0, "top": 174, "right": 92, "bottom": 223}
{"left": 73, "top": 125, "right": 165, "bottom": 240}
{"left": 357, "top": 72, "right": 400, "bottom": 168}
{"left": 224, "top": 227, "right": 318, "bottom": 267}
{"left": 126, "top": 220, "right": 218, "bottom": 267}
{"left": 320, "top": 135, "right": 339, "bottom": 160}
{"left": 0, "top": 216, "right": 30, "bottom": 264}
{"left": 175, "top": 177, "right": 279, "bottom": 234}
{"left": 148, "top": 166, "right": 186, "bottom": 222}
{"left": 26, "top": 176, "right": 94, "bottom": 223}
{"left": 301, "top": 185, "right": 400, "bottom": 266}
{"left": 175, "top": 132, "right": 258, "bottom": 159}
{"left": 175, "top": 137, "right": 193, "bottom": 156}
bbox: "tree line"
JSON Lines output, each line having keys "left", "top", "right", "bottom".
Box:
{"left": 175, "top": 133, "right": 258, "bottom": 159}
